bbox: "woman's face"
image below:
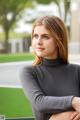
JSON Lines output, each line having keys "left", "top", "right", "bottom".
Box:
{"left": 32, "top": 25, "right": 58, "bottom": 59}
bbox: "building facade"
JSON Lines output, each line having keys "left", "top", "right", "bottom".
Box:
{"left": 70, "top": 0, "right": 80, "bottom": 54}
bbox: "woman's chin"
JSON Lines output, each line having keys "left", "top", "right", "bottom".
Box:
{"left": 37, "top": 55, "right": 43, "bottom": 57}
{"left": 36, "top": 53, "right": 43, "bottom": 57}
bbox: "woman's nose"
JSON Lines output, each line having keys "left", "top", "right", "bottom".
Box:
{"left": 37, "top": 37, "right": 42, "bottom": 45}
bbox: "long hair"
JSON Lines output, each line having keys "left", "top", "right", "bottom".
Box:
{"left": 31, "top": 16, "right": 68, "bottom": 65}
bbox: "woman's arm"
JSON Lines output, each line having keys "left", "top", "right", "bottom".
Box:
{"left": 20, "top": 66, "right": 74, "bottom": 113}
{"left": 49, "top": 65, "right": 80, "bottom": 120}
{"left": 70, "top": 66, "right": 80, "bottom": 113}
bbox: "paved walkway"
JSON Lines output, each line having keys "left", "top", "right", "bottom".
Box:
{"left": 0, "top": 61, "right": 33, "bottom": 88}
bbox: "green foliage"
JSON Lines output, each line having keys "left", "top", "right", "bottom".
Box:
{"left": 35, "top": 0, "right": 52, "bottom": 4}
{"left": 0, "top": 0, "right": 33, "bottom": 26}
{"left": 35, "top": 0, "right": 61, "bottom": 6}
{"left": 0, "top": 0, "right": 33, "bottom": 52}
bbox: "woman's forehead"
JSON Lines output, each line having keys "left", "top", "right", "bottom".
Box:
{"left": 33, "top": 25, "right": 51, "bottom": 34}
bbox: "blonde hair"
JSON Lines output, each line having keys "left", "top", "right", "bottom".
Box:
{"left": 32, "top": 16, "right": 68, "bottom": 65}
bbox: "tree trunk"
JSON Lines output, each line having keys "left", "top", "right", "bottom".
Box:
{"left": 58, "top": 4, "right": 62, "bottom": 18}
{"left": 63, "top": 0, "right": 71, "bottom": 40}
{"left": 4, "top": 29, "right": 9, "bottom": 53}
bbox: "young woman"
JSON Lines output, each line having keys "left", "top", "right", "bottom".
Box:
{"left": 20, "top": 16, "right": 80, "bottom": 120}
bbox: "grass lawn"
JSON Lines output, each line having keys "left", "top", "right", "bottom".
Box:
{"left": 0, "top": 87, "right": 33, "bottom": 118}
{"left": 0, "top": 53, "right": 35, "bottom": 63}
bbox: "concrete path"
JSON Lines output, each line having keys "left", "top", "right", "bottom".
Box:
{"left": 0, "top": 61, "right": 33, "bottom": 88}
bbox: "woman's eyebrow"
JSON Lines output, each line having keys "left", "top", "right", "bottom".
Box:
{"left": 33, "top": 33, "right": 50, "bottom": 36}
{"left": 33, "top": 33, "right": 49, "bottom": 35}
{"left": 33, "top": 33, "right": 51, "bottom": 36}
{"left": 41, "top": 34, "right": 51, "bottom": 37}
{"left": 33, "top": 33, "right": 38, "bottom": 36}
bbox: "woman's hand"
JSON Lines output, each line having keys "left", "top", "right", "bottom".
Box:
{"left": 70, "top": 112, "right": 80, "bottom": 120}
{"left": 49, "top": 97, "right": 80, "bottom": 120}
{"left": 72, "top": 97, "right": 80, "bottom": 112}
{"left": 49, "top": 111, "right": 80, "bottom": 120}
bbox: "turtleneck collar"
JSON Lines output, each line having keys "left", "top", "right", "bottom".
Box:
{"left": 41, "top": 58, "right": 65, "bottom": 67}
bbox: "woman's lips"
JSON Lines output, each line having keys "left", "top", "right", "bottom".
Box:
{"left": 36, "top": 47, "right": 45, "bottom": 51}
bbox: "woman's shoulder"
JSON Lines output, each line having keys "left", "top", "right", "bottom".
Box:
{"left": 21, "top": 64, "right": 40, "bottom": 77}
{"left": 21, "top": 65, "right": 36, "bottom": 73}
{"left": 20, "top": 65, "right": 37, "bottom": 80}
{"left": 67, "top": 62, "right": 80, "bottom": 70}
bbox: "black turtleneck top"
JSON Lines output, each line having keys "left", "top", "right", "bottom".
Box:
{"left": 20, "top": 58, "right": 80, "bottom": 120}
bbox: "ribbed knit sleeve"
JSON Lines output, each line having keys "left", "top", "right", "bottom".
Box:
{"left": 20, "top": 66, "right": 73, "bottom": 113}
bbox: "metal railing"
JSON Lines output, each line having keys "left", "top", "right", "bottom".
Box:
{"left": 6, "top": 117, "right": 34, "bottom": 120}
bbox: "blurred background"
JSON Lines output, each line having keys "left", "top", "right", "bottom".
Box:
{"left": 0, "top": 0, "right": 80, "bottom": 119}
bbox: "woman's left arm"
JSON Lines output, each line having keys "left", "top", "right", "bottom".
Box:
{"left": 49, "top": 64, "right": 80, "bottom": 120}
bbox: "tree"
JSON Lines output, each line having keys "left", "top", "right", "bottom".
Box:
{"left": 35, "top": 0, "right": 71, "bottom": 22}
{"left": 0, "top": 0, "right": 33, "bottom": 53}
{"left": 63, "top": 0, "right": 71, "bottom": 23}
{"left": 35, "top": 0, "right": 62, "bottom": 17}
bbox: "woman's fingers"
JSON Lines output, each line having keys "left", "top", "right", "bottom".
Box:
{"left": 72, "top": 97, "right": 80, "bottom": 112}
{"left": 70, "top": 112, "right": 80, "bottom": 120}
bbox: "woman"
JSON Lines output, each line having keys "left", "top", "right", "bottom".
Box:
{"left": 20, "top": 15, "right": 80, "bottom": 120}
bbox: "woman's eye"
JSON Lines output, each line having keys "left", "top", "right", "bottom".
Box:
{"left": 43, "top": 36, "right": 50, "bottom": 39}
{"left": 33, "top": 34, "right": 38, "bottom": 39}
